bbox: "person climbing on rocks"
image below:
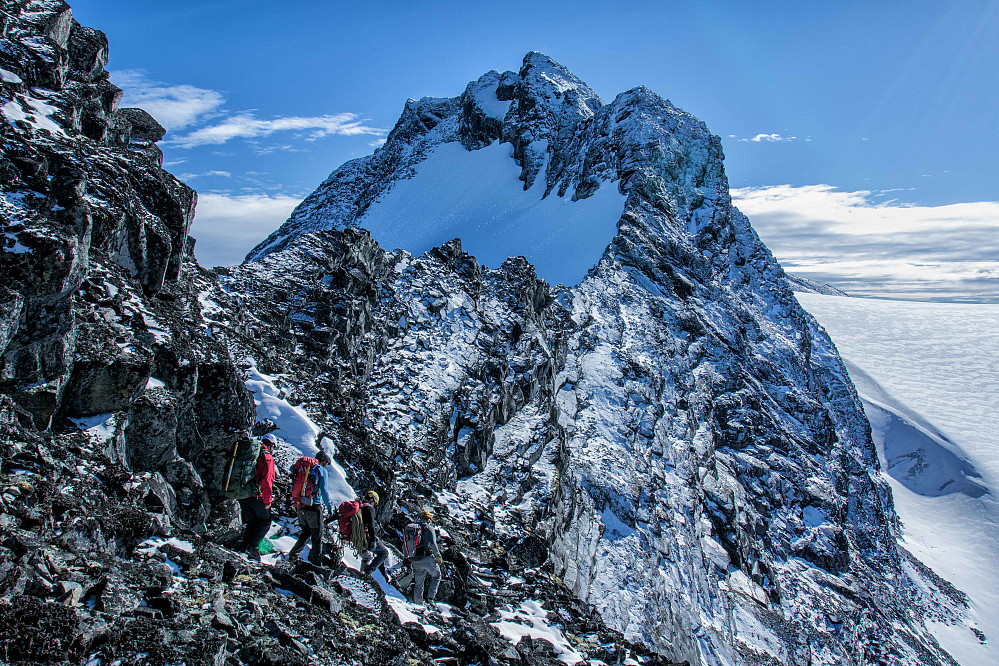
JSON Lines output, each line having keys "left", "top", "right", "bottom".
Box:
{"left": 224, "top": 432, "right": 275, "bottom": 561}
{"left": 287, "top": 448, "right": 334, "bottom": 565}
{"left": 359, "top": 490, "right": 390, "bottom": 579}
{"left": 404, "top": 508, "right": 443, "bottom": 605}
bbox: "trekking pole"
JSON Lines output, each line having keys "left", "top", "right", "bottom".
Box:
{"left": 223, "top": 440, "right": 239, "bottom": 492}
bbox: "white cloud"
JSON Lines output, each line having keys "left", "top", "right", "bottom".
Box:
{"left": 740, "top": 133, "right": 797, "bottom": 143}
{"left": 731, "top": 184, "right": 999, "bottom": 302}
{"left": 369, "top": 138, "right": 387, "bottom": 148}
{"left": 112, "top": 69, "right": 224, "bottom": 131}
{"left": 190, "top": 193, "right": 303, "bottom": 267}
{"left": 171, "top": 112, "right": 386, "bottom": 148}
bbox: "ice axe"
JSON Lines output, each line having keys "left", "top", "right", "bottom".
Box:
{"left": 224, "top": 439, "right": 239, "bottom": 492}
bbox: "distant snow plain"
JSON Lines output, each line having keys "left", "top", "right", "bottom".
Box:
{"left": 798, "top": 294, "right": 999, "bottom": 666}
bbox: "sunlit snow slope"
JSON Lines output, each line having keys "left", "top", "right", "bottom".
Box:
{"left": 356, "top": 142, "right": 624, "bottom": 286}
{"left": 798, "top": 294, "right": 999, "bottom": 666}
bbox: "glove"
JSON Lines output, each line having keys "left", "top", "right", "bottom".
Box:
{"left": 435, "top": 557, "right": 443, "bottom": 565}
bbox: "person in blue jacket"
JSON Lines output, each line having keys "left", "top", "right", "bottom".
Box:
{"left": 287, "top": 449, "right": 334, "bottom": 565}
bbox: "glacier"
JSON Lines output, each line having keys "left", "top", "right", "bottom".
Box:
{"left": 800, "top": 293, "right": 999, "bottom": 665}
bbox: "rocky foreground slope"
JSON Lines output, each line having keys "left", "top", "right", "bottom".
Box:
{"left": 0, "top": 2, "right": 968, "bottom": 665}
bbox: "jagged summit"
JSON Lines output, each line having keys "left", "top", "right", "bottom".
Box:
{"left": 245, "top": 53, "right": 713, "bottom": 287}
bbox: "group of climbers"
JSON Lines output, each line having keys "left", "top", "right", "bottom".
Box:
{"left": 226, "top": 430, "right": 444, "bottom": 604}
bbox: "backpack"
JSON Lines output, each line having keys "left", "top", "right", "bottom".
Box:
{"left": 337, "top": 500, "right": 370, "bottom": 552}
{"left": 290, "top": 457, "right": 321, "bottom": 508}
{"left": 223, "top": 437, "right": 262, "bottom": 500}
{"left": 337, "top": 500, "right": 362, "bottom": 540}
{"left": 402, "top": 523, "right": 424, "bottom": 557}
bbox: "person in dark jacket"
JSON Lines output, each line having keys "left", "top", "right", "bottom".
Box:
{"left": 239, "top": 433, "right": 276, "bottom": 560}
{"left": 360, "top": 491, "right": 390, "bottom": 577}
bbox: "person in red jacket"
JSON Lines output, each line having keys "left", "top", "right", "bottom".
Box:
{"left": 239, "top": 433, "right": 276, "bottom": 560}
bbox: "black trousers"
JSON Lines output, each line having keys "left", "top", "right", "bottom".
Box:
{"left": 238, "top": 497, "right": 271, "bottom": 553}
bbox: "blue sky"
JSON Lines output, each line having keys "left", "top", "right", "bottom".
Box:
{"left": 69, "top": 0, "right": 999, "bottom": 301}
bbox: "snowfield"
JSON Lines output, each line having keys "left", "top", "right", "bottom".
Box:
{"left": 797, "top": 293, "right": 999, "bottom": 666}
{"left": 356, "top": 141, "right": 625, "bottom": 287}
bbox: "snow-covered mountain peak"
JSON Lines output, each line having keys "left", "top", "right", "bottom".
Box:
{"left": 513, "top": 51, "right": 603, "bottom": 122}
{"left": 246, "top": 53, "right": 726, "bottom": 290}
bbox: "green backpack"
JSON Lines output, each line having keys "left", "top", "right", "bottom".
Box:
{"left": 223, "top": 437, "right": 262, "bottom": 500}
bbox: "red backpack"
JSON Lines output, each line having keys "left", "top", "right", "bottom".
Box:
{"left": 290, "top": 457, "right": 320, "bottom": 508}
{"left": 337, "top": 499, "right": 362, "bottom": 540}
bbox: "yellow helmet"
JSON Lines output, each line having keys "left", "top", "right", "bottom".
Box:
{"left": 418, "top": 509, "right": 434, "bottom": 521}
{"left": 367, "top": 490, "right": 380, "bottom": 505}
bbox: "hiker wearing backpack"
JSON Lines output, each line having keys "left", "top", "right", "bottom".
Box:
{"left": 359, "top": 491, "right": 390, "bottom": 578}
{"left": 404, "top": 508, "right": 443, "bottom": 604}
{"left": 224, "top": 432, "right": 276, "bottom": 561}
{"left": 287, "top": 449, "right": 334, "bottom": 565}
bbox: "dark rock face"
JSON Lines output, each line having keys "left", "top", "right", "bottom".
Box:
{"left": 0, "top": 3, "right": 250, "bottom": 520}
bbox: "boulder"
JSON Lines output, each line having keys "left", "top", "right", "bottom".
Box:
{"left": 67, "top": 21, "right": 109, "bottom": 83}
{"left": 114, "top": 108, "right": 166, "bottom": 143}
{"left": 125, "top": 387, "right": 179, "bottom": 471}
{"left": 61, "top": 320, "right": 153, "bottom": 418}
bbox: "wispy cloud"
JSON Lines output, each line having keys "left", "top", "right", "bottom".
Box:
{"left": 171, "top": 112, "right": 387, "bottom": 149}
{"left": 746, "top": 133, "right": 795, "bottom": 143}
{"left": 180, "top": 170, "right": 232, "bottom": 180}
{"left": 731, "top": 184, "right": 999, "bottom": 302}
{"left": 112, "top": 69, "right": 224, "bottom": 131}
{"left": 190, "top": 193, "right": 303, "bottom": 267}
